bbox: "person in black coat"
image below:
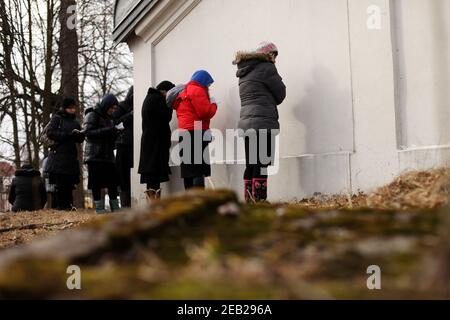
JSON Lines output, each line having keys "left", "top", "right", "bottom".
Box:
{"left": 114, "top": 86, "right": 134, "bottom": 208}
{"left": 83, "top": 94, "right": 122, "bottom": 213}
{"left": 45, "top": 98, "right": 85, "bottom": 210}
{"left": 138, "top": 81, "right": 175, "bottom": 201}
{"left": 9, "top": 165, "right": 47, "bottom": 212}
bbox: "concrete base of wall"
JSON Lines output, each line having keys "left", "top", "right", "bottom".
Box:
{"left": 132, "top": 152, "right": 352, "bottom": 207}
{"left": 131, "top": 146, "right": 449, "bottom": 208}
{"left": 399, "top": 145, "right": 450, "bottom": 172}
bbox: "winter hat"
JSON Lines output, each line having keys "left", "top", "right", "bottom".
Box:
{"left": 100, "top": 94, "right": 119, "bottom": 111}
{"left": 62, "top": 98, "right": 77, "bottom": 109}
{"left": 255, "top": 41, "right": 278, "bottom": 55}
{"left": 191, "top": 70, "right": 214, "bottom": 87}
{"left": 156, "top": 81, "right": 176, "bottom": 92}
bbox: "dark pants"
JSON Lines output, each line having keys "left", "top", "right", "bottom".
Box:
{"left": 88, "top": 162, "right": 119, "bottom": 202}
{"left": 180, "top": 130, "right": 211, "bottom": 191}
{"left": 184, "top": 177, "right": 206, "bottom": 190}
{"left": 56, "top": 185, "right": 74, "bottom": 210}
{"left": 244, "top": 130, "right": 276, "bottom": 201}
{"left": 116, "top": 146, "right": 133, "bottom": 207}
{"left": 146, "top": 178, "right": 161, "bottom": 191}
{"left": 244, "top": 131, "right": 276, "bottom": 181}
{"left": 92, "top": 187, "right": 118, "bottom": 202}
{"left": 50, "top": 173, "right": 78, "bottom": 210}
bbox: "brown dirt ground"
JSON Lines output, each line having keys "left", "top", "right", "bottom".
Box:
{"left": 0, "top": 210, "right": 98, "bottom": 249}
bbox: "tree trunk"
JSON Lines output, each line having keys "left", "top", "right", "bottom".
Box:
{"left": 0, "top": 0, "right": 21, "bottom": 168}
{"left": 59, "top": 0, "right": 84, "bottom": 209}
{"left": 42, "top": 0, "right": 55, "bottom": 142}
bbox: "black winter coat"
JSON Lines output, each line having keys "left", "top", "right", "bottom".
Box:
{"left": 114, "top": 87, "right": 134, "bottom": 148}
{"left": 138, "top": 88, "right": 172, "bottom": 182}
{"left": 46, "top": 110, "right": 84, "bottom": 179}
{"left": 234, "top": 52, "right": 286, "bottom": 131}
{"left": 83, "top": 104, "right": 118, "bottom": 164}
{"left": 9, "top": 166, "right": 47, "bottom": 212}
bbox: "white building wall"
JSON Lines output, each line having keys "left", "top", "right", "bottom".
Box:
{"left": 393, "top": 0, "right": 450, "bottom": 149}
{"left": 392, "top": 0, "right": 450, "bottom": 171}
{"left": 126, "top": 0, "right": 450, "bottom": 205}
{"left": 347, "top": 0, "right": 400, "bottom": 192}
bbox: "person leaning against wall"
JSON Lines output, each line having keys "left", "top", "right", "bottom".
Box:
{"left": 233, "top": 42, "right": 286, "bottom": 202}
{"left": 138, "top": 81, "right": 176, "bottom": 203}
{"left": 173, "top": 70, "right": 218, "bottom": 190}
{"left": 114, "top": 86, "right": 134, "bottom": 208}
{"left": 83, "top": 94, "right": 123, "bottom": 214}
{"left": 45, "top": 98, "right": 85, "bottom": 211}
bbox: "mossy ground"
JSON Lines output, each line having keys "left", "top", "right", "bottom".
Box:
{"left": 1, "top": 190, "right": 447, "bottom": 299}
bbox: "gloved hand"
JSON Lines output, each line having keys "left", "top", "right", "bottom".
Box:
{"left": 115, "top": 123, "right": 125, "bottom": 131}
{"left": 72, "top": 129, "right": 84, "bottom": 136}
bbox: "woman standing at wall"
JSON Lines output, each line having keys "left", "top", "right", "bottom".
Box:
{"left": 233, "top": 42, "right": 286, "bottom": 202}
{"left": 45, "top": 98, "right": 85, "bottom": 210}
{"left": 114, "top": 86, "right": 134, "bottom": 208}
{"left": 84, "top": 94, "right": 123, "bottom": 214}
{"left": 173, "top": 70, "right": 218, "bottom": 190}
{"left": 138, "top": 81, "right": 175, "bottom": 202}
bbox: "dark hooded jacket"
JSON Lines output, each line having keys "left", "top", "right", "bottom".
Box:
{"left": 83, "top": 95, "right": 119, "bottom": 164}
{"left": 8, "top": 165, "right": 47, "bottom": 212}
{"left": 138, "top": 87, "right": 172, "bottom": 182}
{"left": 114, "top": 86, "right": 134, "bottom": 148}
{"left": 45, "top": 110, "right": 84, "bottom": 179}
{"left": 233, "top": 52, "right": 286, "bottom": 131}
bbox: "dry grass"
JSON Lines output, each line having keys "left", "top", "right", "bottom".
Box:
{"left": 298, "top": 168, "right": 450, "bottom": 211}
{"left": 0, "top": 210, "right": 98, "bottom": 249}
{"left": 367, "top": 168, "right": 450, "bottom": 210}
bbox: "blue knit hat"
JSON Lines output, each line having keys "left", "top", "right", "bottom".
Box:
{"left": 191, "top": 70, "right": 214, "bottom": 87}
{"left": 100, "top": 94, "right": 119, "bottom": 111}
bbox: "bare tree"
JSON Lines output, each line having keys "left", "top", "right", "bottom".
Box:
{"left": 0, "top": 0, "right": 60, "bottom": 167}
{"left": 0, "top": 0, "right": 133, "bottom": 206}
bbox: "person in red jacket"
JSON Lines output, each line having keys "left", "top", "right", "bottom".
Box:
{"left": 174, "top": 70, "right": 218, "bottom": 190}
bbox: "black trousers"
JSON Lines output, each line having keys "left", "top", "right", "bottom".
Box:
{"left": 184, "top": 176, "right": 206, "bottom": 190}
{"left": 116, "top": 146, "right": 132, "bottom": 192}
{"left": 146, "top": 177, "right": 161, "bottom": 191}
{"left": 116, "top": 146, "right": 133, "bottom": 207}
{"left": 50, "top": 173, "right": 78, "bottom": 210}
{"left": 92, "top": 187, "right": 118, "bottom": 202}
{"left": 244, "top": 130, "right": 276, "bottom": 181}
{"left": 179, "top": 130, "right": 211, "bottom": 190}
{"left": 56, "top": 185, "right": 74, "bottom": 210}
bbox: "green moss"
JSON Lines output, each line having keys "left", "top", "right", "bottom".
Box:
{"left": 0, "top": 190, "right": 447, "bottom": 299}
{"left": 0, "top": 258, "right": 70, "bottom": 299}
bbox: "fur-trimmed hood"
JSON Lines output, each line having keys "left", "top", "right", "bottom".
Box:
{"left": 234, "top": 51, "right": 273, "bottom": 79}
{"left": 232, "top": 51, "right": 272, "bottom": 65}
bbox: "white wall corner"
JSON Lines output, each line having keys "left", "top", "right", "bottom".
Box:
{"left": 347, "top": 0, "right": 400, "bottom": 192}
{"left": 135, "top": 0, "right": 202, "bottom": 46}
